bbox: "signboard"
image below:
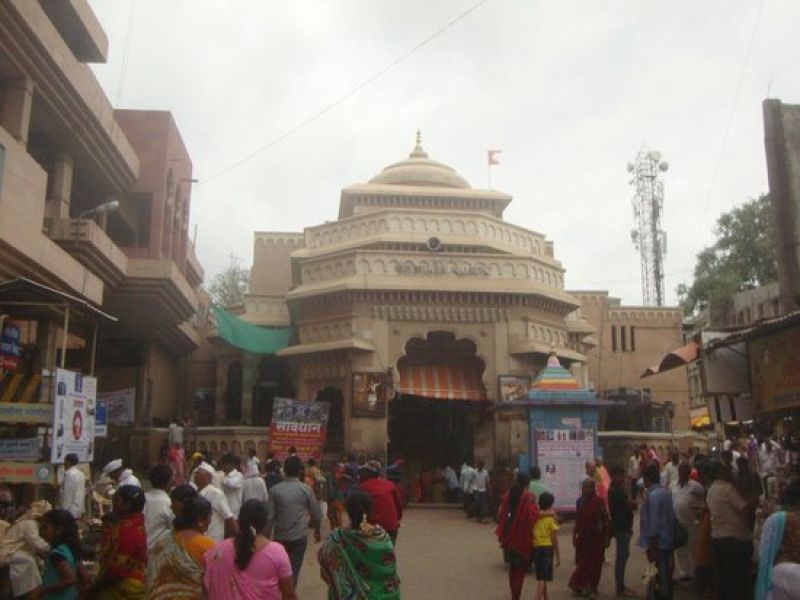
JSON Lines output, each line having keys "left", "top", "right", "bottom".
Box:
{"left": 51, "top": 369, "right": 96, "bottom": 464}
{"left": 750, "top": 327, "right": 800, "bottom": 413}
{"left": 97, "top": 388, "right": 135, "bottom": 424}
{"left": 95, "top": 400, "right": 107, "bottom": 437}
{"left": 0, "top": 437, "right": 41, "bottom": 461}
{"left": 499, "top": 375, "right": 531, "bottom": 403}
{"left": 352, "top": 372, "right": 388, "bottom": 418}
{"left": 535, "top": 428, "right": 595, "bottom": 512}
{"left": 0, "top": 402, "right": 53, "bottom": 424}
{"left": 0, "top": 322, "right": 22, "bottom": 371}
{"left": 269, "top": 398, "right": 330, "bottom": 461}
{"left": 0, "top": 462, "right": 55, "bottom": 484}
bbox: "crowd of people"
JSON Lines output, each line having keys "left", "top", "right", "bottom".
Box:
{"left": 494, "top": 438, "right": 800, "bottom": 600}
{"left": 0, "top": 447, "right": 405, "bottom": 599}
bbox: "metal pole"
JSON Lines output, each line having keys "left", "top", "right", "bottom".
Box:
{"left": 90, "top": 323, "right": 98, "bottom": 375}
{"left": 60, "top": 305, "right": 70, "bottom": 368}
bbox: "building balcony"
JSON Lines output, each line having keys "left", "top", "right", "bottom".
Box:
{"left": 0, "top": 128, "right": 103, "bottom": 303}
{"left": 186, "top": 243, "right": 204, "bottom": 289}
{"left": 46, "top": 218, "right": 128, "bottom": 289}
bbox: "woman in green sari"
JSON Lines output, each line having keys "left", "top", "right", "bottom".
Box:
{"left": 318, "top": 491, "right": 401, "bottom": 599}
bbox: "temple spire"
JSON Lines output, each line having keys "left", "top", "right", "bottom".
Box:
{"left": 410, "top": 129, "right": 428, "bottom": 159}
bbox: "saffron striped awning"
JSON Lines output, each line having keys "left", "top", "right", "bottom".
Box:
{"left": 397, "top": 365, "right": 488, "bottom": 401}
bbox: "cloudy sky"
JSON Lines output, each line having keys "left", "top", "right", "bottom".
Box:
{"left": 87, "top": 0, "right": 800, "bottom": 305}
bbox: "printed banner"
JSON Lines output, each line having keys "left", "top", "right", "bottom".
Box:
{"left": 95, "top": 400, "right": 107, "bottom": 438}
{"left": 0, "top": 402, "right": 53, "bottom": 424}
{"left": 269, "top": 398, "right": 330, "bottom": 461}
{"left": 535, "top": 428, "right": 595, "bottom": 512}
{"left": 0, "top": 322, "right": 22, "bottom": 372}
{"left": 97, "top": 388, "right": 135, "bottom": 424}
{"left": 51, "top": 369, "right": 96, "bottom": 464}
{"left": 0, "top": 462, "right": 55, "bottom": 484}
{"left": 0, "top": 437, "right": 41, "bottom": 461}
{"left": 498, "top": 375, "right": 531, "bottom": 403}
{"left": 352, "top": 372, "right": 388, "bottom": 418}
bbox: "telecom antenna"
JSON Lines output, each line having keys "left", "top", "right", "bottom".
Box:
{"left": 628, "top": 147, "right": 669, "bottom": 306}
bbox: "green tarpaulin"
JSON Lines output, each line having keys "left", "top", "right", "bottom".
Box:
{"left": 212, "top": 305, "right": 291, "bottom": 354}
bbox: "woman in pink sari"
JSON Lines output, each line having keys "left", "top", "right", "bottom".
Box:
{"left": 203, "top": 499, "right": 296, "bottom": 600}
{"left": 169, "top": 443, "right": 186, "bottom": 486}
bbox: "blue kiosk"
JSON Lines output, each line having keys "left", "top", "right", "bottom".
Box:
{"left": 518, "top": 354, "right": 616, "bottom": 511}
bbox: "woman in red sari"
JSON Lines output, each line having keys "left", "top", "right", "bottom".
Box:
{"left": 569, "top": 478, "right": 609, "bottom": 598}
{"left": 496, "top": 473, "right": 538, "bottom": 600}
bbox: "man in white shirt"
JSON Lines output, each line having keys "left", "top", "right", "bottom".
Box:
{"left": 472, "top": 460, "right": 491, "bottom": 523}
{"left": 442, "top": 465, "right": 460, "bottom": 503}
{"left": 144, "top": 464, "right": 174, "bottom": 550}
{"left": 221, "top": 453, "right": 244, "bottom": 518}
{"left": 102, "top": 459, "right": 141, "bottom": 489}
{"left": 59, "top": 454, "right": 85, "bottom": 519}
{"left": 247, "top": 448, "right": 260, "bottom": 474}
{"left": 194, "top": 462, "right": 238, "bottom": 542}
{"left": 628, "top": 451, "right": 641, "bottom": 499}
{"left": 662, "top": 451, "right": 680, "bottom": 490}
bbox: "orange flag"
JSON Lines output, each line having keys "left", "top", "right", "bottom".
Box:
{"left": 488, "top": 149, "right": 502, "bottom": 165}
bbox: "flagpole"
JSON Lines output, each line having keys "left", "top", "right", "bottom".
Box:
{"left": 488, "top": 164, "right": 492, "bottom": 189}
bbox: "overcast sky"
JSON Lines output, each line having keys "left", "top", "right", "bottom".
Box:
{"left": 87, "top": 0, "right": 800, "bottom": 306}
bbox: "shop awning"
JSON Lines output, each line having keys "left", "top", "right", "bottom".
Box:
{"left": 0, "top": 277, "right": 116, "bottom": 323}
{"left": 641, "top": 342, "right": 699, "bottom": 378}
{"left": 398, "top": 365, "right": 487, "bottom": 401}
{"left": 211, "top": 305, "right": 291, "bottom": 354}
{"left": 691, "top": 414, "right": 712, "bottom": 428}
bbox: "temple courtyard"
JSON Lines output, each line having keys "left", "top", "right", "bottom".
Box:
{"left": 295, "top": 506, "right": 696, "bottom": 599}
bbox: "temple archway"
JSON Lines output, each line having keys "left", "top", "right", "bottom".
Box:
{"left": 389, "top": 331, "right": 488, "bottom": 501}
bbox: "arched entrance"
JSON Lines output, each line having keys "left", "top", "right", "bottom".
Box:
{"left": 389, "top": 331, "right": 487, "bottom": 497}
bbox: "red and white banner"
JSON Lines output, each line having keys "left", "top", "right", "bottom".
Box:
{"left": 269, "top": 398, "right": 330, "bottom": 461}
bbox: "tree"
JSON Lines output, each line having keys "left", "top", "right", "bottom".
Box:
{"left": 207, "top": 263, "right": 250, "bottom": 307}
{"left": 678, "top": 194, "right": 777, "bottom": 315}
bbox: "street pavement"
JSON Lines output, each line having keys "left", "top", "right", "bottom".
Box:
{"left": 296, "top": 506, "right": 696, "bottom": 599}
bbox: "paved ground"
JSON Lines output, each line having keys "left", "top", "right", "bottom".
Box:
{"left": 295, "top": 507, "right": 695, "bottom": 599}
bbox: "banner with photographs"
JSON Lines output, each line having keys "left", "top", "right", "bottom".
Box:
{"left": 51, "top": 369, "right": 96, "bottom": 464}
{"left": 97, "top": 388, "right": 135, "bottom": 424}
{"left": 535, "top": 428, "right": 595, "bottom": 512}
{"left": 498, "top": 375, "right": 531, "bottom": 403}
{"left": 269, "top": 398, "right": 330, "bottom": 461}
{"left": 352, "top": 372, "right": 388, "bottom": 418}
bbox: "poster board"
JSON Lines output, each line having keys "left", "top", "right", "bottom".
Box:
{"left": 98, "top": 388, "right": 135, "bottom": 424}
{"left": 0, "top": 437, "right": 41, "bottom": 461}
{"left": 51, "top": 369, "right": 96, "bottom": 464}
{"left": 0, "top": 462, "right": 55, "bottom": 484}
{"left": 535, "top": 428, "right": 594, "bottom": 512}
{"left": 498, "top": 375, "right": 530, "bottom": 403}
{"left": 352, "top": 372, "right": 387, "bottom": 417}
{"left": 95, "top": 400, "right": 107, "bottom": 437}
{"left": 268, "top": 398, "right": 330, "bottom": 461}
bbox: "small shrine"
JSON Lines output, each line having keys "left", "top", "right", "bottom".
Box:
{"left": 518, "top": 354, "right": 616, "bottom": 511}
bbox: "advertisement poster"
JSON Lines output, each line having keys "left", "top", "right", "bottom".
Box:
{"left": 0, "top": 322, "right": 22, "bottom": 372}
{"left": 535, "top": 428, "right": 594, "bottom": 512}
{"left": 269, "top": 398, "right": 330, "bottom": 461}
{"left": 0, "top": 402, "right": 53, "bottom": 424}
{"left": 97, "top": 388, "right": 135, "bottom": 424}
{"left": 498, "top": 375, "right": 531, "bottom": 403}
{"left": 352, "top": 372, "right": 388, "bottom": 418}
{"left": 51, "top": 369, "right": 96, "bottom": 464}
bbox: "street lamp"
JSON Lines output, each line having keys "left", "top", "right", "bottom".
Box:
{"left": 78, "top": 200, "right": 119, "bottom": 219}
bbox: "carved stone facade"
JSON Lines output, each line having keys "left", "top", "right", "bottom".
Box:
{"left": 245, "top": 136, "right": 595, "bottom": 467}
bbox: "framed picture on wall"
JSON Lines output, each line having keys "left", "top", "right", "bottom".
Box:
{"left": 498, "top": 375, "right": 531, "bottom": 403}
{"left": 352, "top": 372, "right": 388, "bottom": 418}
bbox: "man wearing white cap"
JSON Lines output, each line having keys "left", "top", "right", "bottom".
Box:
{"left": 102, "top": 459, "right": 141, "bottom": 488}
{"left": 194, "top": 462, "right": 238, "bottom": 542}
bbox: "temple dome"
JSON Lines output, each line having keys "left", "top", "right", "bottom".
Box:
{"left": 368, "top": 131, "right": 471, "bottom": 189}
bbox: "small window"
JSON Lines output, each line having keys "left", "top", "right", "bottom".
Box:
{"left": 621, "top": 326, "right": 627, "bottom": 352}
{"left": 611, "top": 325, "right": 617, "bottom": 352}
{"left": 630, "top": 326, "right": 636, "bottom": 352}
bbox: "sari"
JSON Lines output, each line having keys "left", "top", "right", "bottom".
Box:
{"left": 169, "top": 447, "right": 186, "bottom": 486}
{"left": 595, "top": 466, "right": 610, "bottom": 512}
{"left": 318, "top": 525, "right": 401, "bottom": 600}
{"left": 147, "top": 530, "right": 215, "bottom": 600}
{"left": 94, "top": 513, "right": 147, "bottom": 599}
{"left": 495, "top": 489, "right": 538, "bottom": 565}
{"left": 569, "top": 493, "right": 608, "bottom": 594}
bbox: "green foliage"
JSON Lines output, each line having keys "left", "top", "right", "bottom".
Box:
{"left": 207, "top": 263, "right": 250, "bottom": 308}
{"left": 679, "top": 194, "right": 777, "bottom": 315}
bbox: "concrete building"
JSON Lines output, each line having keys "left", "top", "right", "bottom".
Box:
{"left": 567, "top": 291, "right": 690, "bottom": 433}
{"left": 0, "top": 0, "right": 203, "bottom": 466}
{"left": 764, "top": 99, "right": 800, "bottom": 312}
{"left": 209, "top": 135, "right": 597, "bottom": 471}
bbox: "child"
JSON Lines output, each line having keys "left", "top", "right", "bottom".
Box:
{"left": 532, "top": 492, "right": 560, "bottom": 600}
{"left": 33, "top": 508, "right": 82, "bottom": 600}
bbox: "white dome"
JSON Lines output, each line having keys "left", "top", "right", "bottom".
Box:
{"left": 368, "top": 133, "right": 471, "bottom": 189}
